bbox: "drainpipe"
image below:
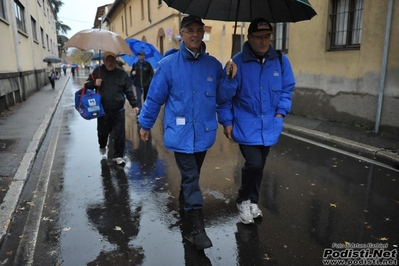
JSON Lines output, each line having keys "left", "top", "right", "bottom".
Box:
{"left": 375, "top": 0, "right": 393, "bottom": 133}
{"left": 147, "top": 0, "right": 152, "bottom": 23}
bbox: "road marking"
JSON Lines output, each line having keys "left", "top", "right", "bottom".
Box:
{"left": 283, "top": 132, "right": 399, "bottom": 172}
{"left": 13, "top": 103, "right": 64, "bottom": 265}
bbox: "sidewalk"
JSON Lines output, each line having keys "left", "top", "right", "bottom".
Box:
{"left": 0, "top": 75, "right": 398, "bottom": 245}
{"left": 0, "top": 75, "right": 69, "bottom": 245}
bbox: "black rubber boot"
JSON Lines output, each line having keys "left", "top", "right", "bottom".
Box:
{"left": 186, "top": 209, "right": 213, "bottom": 250}
{"left": 179, "top": 188, "right": 185, "bottom": 211}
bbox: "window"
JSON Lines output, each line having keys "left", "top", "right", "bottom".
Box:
{"left": 31, "top": 16, "right": 37, "bottom": 41}
{"left": 129, "top": 6, "right": 132, "bottom": 26}
{"left": 121, "top": 16, "right": 124, "bottom": 32}
{"left": 0, "top": 0, "right": 7, "bottom": 20}
{"left": 329, "top": 0, "right": 363, "bottom": 50}
{"left": 46, "top": 33, "right": 49, "bottom": 50}
{"left": 272, "top": 23, "right": 289, "bottom": 53}
{"left": 141, "top": 0, "right": 144, "bottom": 19}
{"left": 14, "top": 1, "right": 26, "bottom": 32}
{"left": 40, "top": 27, "right": 44, "bottom": 46}
{"left": 158, "top": 0, "right": 162, "bottom": 6}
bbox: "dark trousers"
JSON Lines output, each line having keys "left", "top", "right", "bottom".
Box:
{"left": 237, "top": 145, "right": 270, "bottom": 204}
{"left": 48, "top": 77, "right": 55, "bottom": 88}
{"left": 174, "top": 151, "right": 207, "bottom": 210}
{"left": 135, "top": 86, "right": 150, "bottom": 110}
{"left": 97, "top": 109, "right": 125, "bottom": 158}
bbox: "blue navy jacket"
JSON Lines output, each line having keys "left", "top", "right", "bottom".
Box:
{"left": 139, "top": 41, "right": 223, "bottom": 153}
{"left": 217, "top": 42, "right": 296, "bottom": 146}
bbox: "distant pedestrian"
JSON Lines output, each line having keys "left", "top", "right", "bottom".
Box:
{"left": 45, "top": 62, "right": 56, "bottom": 89}
{"left": 71, "top": 63, "right": 76, "bottom": 76}
{"left": 217, "top": 18, "right": 296, "bottom": 224}
{"left": 62, "top": 64, "right": 67, "bottom": 76}
{"left": 130, "top": 52, "right": 154, "bottom": 112}
{"left": 76, "top": 65, "right": 79, "bottom": 76}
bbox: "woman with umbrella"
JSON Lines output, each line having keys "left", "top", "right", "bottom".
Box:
{"left": 45, "top": 62, "right": 56, "bottom": 89}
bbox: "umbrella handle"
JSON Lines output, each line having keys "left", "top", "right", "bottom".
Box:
{"left": 228, "top": 59, "right": 234, "bottom": 79}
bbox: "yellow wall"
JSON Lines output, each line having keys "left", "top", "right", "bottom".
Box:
{"left": 105, "top": 0, "right": 399, "bottom": 133}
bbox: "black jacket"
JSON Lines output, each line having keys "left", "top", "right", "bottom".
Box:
{"left": 85, "top": 65, "right": 137, "bottom": 111}
{"left": 130, "top": 61, "right": 154, "bottom": 88}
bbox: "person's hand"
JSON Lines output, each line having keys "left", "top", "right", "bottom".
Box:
{"left": 226, "top": 60, "right": 237, "bottom": 79}
{"left": 132, "top": 70, "right": 136, "bottom": 76}
{"left": 140, "top": 128, "right": 150, "bottom": 141}
{"left": 275, "top": 114, "right": 284, "bottom": 118}
{"left": 223, "top": 125, "right": 233, "bottom": 140}
{"left": 133, "top": 107, "right": 139, "bottom": 115}
{"left": 95, "top": 79, "right": 102, "bottom": 87}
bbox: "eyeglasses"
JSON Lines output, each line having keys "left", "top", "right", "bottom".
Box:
{"left": 181, "top": 29, "right": 205, "bottom": 35}
{"left": 251, "top": 34, "right": 272, "bottom": 40}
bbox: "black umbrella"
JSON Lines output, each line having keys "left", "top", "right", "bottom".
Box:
{"left": 163, "top": 0, "right": 317, "bottom": 56}
{"left": 43, "top": 55, "right": 62, "bottom": 63}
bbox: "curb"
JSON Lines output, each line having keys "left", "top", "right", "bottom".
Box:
{"left": 283, "top": 124, "right": 399, "bottom": 166}
{"left": 0, "top": 77, "right": 69, "bottom": 246}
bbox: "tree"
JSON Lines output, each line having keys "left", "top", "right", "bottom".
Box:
{"left": 49, "top": 0, "right": 71, "bottom": 56}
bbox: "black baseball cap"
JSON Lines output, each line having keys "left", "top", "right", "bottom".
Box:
{"left": 180, "top": 15, "right": 204, "bottom": 29}
{"left": 248, "top": 18, "right": 273, "bottom": 35}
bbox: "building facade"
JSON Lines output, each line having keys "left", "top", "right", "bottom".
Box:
{"left": 101, "top": 0, "right": 398, "bottom": 135}
{"left": 0, "top": 0, "right": 59, "bottom": 112}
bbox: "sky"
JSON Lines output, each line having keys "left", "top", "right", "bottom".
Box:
{"left": 58, "top": 0, "right": 113, "bottom": 38}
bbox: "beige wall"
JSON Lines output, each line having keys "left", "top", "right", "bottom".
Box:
{"left": 0, "top": 0, "right": 58, "bottom": 112}
{"left": 0, "top": 0, "right": 59, "bottom": 73}
{"left": 105, "top": 0, "right": 399, "bottom": 134}
{"left": 288, "top": 0, "right": 399, "bottom": 133}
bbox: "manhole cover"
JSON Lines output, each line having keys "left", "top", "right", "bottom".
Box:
{"left": 0, "top": 139, "right": 17, "bottom": 153}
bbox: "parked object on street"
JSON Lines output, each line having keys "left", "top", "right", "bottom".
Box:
{"left": 138, "top": 15, "right": 223, "bottom": 250}
{"left": 217, "top": 18, "right": 296, "bottom": 224}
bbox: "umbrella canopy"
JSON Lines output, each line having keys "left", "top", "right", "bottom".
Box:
{"left": 43, "top": 55, "right": 62, "bottom": 63}
{"left": 120, "top": 38, "right": 163, "bottom": 68}
{"left": 91, "top": 52, "right": 104, "bottom": 61}
{"left": 164, "top": 0, "right": 317, "bottom": 58}
{"left": 163, "top": 0, "right": 317, "bottom": 23}
{"left": 63, "top": 29, "right": 133, "bottom": 56}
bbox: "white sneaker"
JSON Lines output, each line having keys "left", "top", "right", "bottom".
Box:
{"left": 237, "top": 200, "right": 254, "bottom": 224}
{"left": 250, "top": 203, "right": 263, "bottom": 218}
{"left": 113, "top": 157, "right": 125, "bottom": 165}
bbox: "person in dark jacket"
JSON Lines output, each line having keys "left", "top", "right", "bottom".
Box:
{"left": 138, "top": 15, "right": 223, "bottom": 250}
{"left": 85, "top": 51, "right": 139, "bottom": 166}
{"left": 218, "top": 18, "right": 295, "bottom": 224}
{"left": 130, "top": 52, "right": 154, "bottom": 111}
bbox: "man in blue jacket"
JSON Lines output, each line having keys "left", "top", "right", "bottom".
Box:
{"left": 218, "top": 18, "right": 296, "bottom": 224}
{"left": 138, "top": 15, "right": 223, "bottom": 250}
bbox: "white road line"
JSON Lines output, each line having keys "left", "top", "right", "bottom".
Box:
{"left": 283, "top": 132, "right": 399, "bottom": 172}
{"left": 13, "top": 105, "right": 64, "bottom": 265}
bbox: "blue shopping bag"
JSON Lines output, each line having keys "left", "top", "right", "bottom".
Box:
{"left": 75, "top": 86, "right": 105, "bottom": 120}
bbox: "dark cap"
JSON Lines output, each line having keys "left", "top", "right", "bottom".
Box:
{"left": 180, "top": 15, "right": 204, "bottom": 29}
{"left": 248, "top": 18, "right": 273, "bottom": 35}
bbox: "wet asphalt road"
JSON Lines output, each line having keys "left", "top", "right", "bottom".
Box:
{"left": 1, "top": 77, "right": 398, "bottom": 266}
